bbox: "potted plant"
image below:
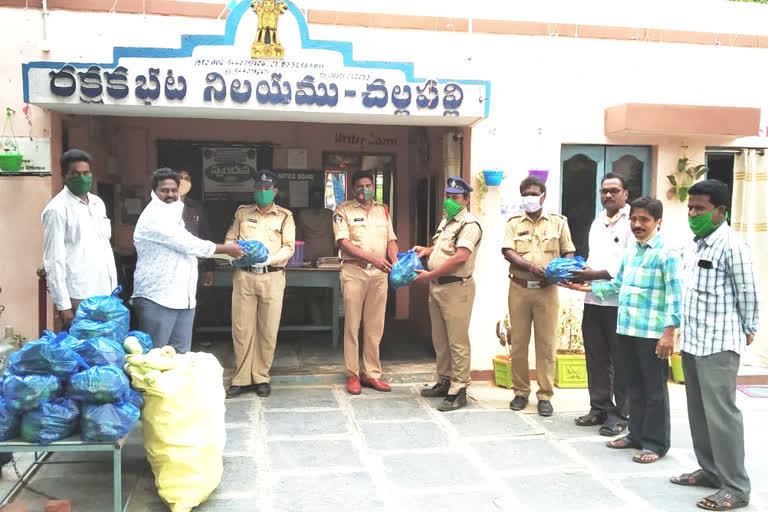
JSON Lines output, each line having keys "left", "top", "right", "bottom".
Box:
{"left": 494, "top": 314, "right": 514, "bottom": 389}
{"left": 666, "top": 153, "right": 708, "bottom": 202}
{"left": 555, "top": 292, "right": 588, "bottom": 388}
{"left": 0, "top": 108, "right": 23, "bottom": 172}
{"left": 474, "top": 171, "right": 488, "bottom": 214}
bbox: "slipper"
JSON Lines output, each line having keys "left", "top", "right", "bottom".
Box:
{"left": 575, "top": 413, "right": 606, "bottom": 427}
{"left": 697, "top": 489, "right": 749, "bottom": 510}
{"left": 606, "top": 436, "right": 637, "bottom": 449}
{"left": 670, "top": 470, "right": 720, "bottom": 488}
{"left": 599, "top": 423, "right": 627, "bottom": 437}
{"left": 632, "top": 450, "right": 662, "bottom": 464}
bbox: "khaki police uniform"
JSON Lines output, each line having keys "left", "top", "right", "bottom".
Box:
{"left": 502, "top": 211, "right": 575, "bottom": 400}
{"left": 226, "top": 203, "right": 295, "bottom": 385}
{"left": 332, "top": 199, "right": 397, "bottom": 379}
{"left": 427, "top": 208, "right": 482, "bottom": 395}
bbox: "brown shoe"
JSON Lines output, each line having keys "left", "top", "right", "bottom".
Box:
{"left": 360, "top": 375, "right": 391, "bottom": 392}
{"left": 346, "top": 376, "right": 361, "bottom": 395}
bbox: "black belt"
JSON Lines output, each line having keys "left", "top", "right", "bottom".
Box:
{"left": 240, "top": 266, "right": 284, "bottom": 274}
{"left": 436, "top": 275, "right": 469, "bottom": 285}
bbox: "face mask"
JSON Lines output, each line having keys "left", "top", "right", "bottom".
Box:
{"left": 520, "top": 194, "right": 542, "bottom": 213}
{"left": 689, "top": 210, "right": 720, "bottom": 238}
{"left": 443, "top": 198, "right": 463, "bottom": 220}
{"left": 178, "top": 180, "right": 192, "bottom": 197}
{"left": 355, "top": 187, "right": 373, "bottom": 203}
{"left": 635, "top": 222, "right": 660, "bottom": 244}
{"left": 66, "top": 174, "right": 92, "bottom": 196}
{"left": 253, "top": 189, "right": 276, "bottom": 206}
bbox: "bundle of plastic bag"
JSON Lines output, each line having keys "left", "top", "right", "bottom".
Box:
{"left": 123, "top": 331, "right": 153, "bottom": 354}
{"left": 3, "top": 374, "right": 62, "bottom": 412}
{"left": 20, "top": 398, "right": 79, "bottom": 444}
{"left": 81, "top": 402, "right": 140, "bottom": 442}
{"left": 0, "top": 396, "right": 21, "bottom": 441}
{"left": 67, "top": 365, "right": 130, "bottom": 404}
{"left": 389, "top": 250, "right": 424, "bottom": 289}
{"left": 545, "top": 256, "right": 587, "bottom": 283}
{"left": 71, "top": 337, "right": 126, "bottom": 367}
{"left": 232, "top": 240, "right": 269, "bottom": 267}
{"left": 74, "top": 287, "right": 130, "bottom": 335}
{"left": 8, "top": 331, "right": 81, "bottom": 377}
{"left": 125, "top": 346, "right": 225, "bottom": 512}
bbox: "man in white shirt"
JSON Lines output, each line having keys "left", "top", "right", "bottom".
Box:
{"left": 569, "top": 173, "right": 634, "bottom": 436}
{"left": 42, "top": 149, "right": 117, "bottom": 328}
{"left": 132, "top": 168, "right": 244, "bottom": 353}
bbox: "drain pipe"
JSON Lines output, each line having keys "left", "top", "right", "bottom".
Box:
{"left": 41, "top": 0, "right": 51, "bottom": 52}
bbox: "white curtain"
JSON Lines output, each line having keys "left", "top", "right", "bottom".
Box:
{"left": 732, "top": 149, "right": 768, "bottom": 366}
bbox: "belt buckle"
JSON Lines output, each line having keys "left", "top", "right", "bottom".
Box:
{"left": 526, "top": 280, "right": 541, "bottom": 289}
{"left": 250, "top": 265, "right": 267, "bottom": 274}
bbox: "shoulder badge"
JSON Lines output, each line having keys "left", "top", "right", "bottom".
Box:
{"left": 333, "top": 213, "right": 343, "bottom": 224}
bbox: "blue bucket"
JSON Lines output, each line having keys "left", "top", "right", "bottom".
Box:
{"left": 482, "top": 170, "right": 504, "bottom": 186}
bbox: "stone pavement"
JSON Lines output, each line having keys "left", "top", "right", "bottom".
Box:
{"left": 3, "top": 381, "right": 768, "bottom": 511}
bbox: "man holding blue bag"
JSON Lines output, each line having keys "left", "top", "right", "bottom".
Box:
{"left": 413, "top": 177, "right": 482, "bottom": 411}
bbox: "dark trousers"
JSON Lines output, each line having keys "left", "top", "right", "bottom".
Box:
{"left": 682, "top": 350, "right": 750, "bottom": 496}
{"left": 582, "top": 304, "right": 628, "bottom": 424}
{"left": 616, "top": 335, "right": 670, "bottom": 456}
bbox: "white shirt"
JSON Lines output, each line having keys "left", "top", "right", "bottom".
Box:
{"left": 41, "top": 187, "right": 118, "bottom": 311}
{"left": 584, "top": 205, "right": 634, "bottom": 307}
{"left": 132, "top": 192, "right": 216, "bottom": 310}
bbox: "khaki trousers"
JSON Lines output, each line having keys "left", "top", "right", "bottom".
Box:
{"left": 231, "top": 269, "right": 286, "bottom": 385}
{"left": 428, "top": 278, "right": 475, "bottom": 395}
{"left": 341, "top": 263, "right": 388, "bottom": 379}
{"left": 507, "top": 281, "right": 559, "bottom": 401}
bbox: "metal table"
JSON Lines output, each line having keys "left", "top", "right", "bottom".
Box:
{"left": 0, "top": 431, "right": 136, "bottom": 512}
{"left": 199, "top": 267, "right": 342, "bottom": 348}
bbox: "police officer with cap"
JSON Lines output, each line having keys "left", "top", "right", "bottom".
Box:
{"left": 413, "top": 176, "right": 482, "bottom": 411}
{"left": 225, "top": 169, "right": 295, "bottom": 398}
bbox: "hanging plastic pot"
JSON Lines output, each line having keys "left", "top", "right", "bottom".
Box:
{"left": 482, "top": 169, "right": 504, "bottom": 186}
{"left": 0, "top": 108, "right": 23, "bottom": 172}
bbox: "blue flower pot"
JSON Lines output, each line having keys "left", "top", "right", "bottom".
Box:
{"left": 482, "top": 170, "right": 504, "bottom": 186}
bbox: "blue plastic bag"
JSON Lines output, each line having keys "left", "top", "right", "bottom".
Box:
{"left": 123, "top": 331, "right": 153, "bottom": 354}
{"left": 389, "top": 250, "right": 424, "bottom": 289}
{"left": 8, "top": 331, "right": 82, "bottom": 377}
{"left": 69, "top": 319, "right": 124, "bottom": 344}
{"left": 123, "top": 388, "right": 144, "bottom": 411}
{"left": 20, "top": 398, "right": 79, "bottom": 445}
{"left": 232, "top": 240, "right": 269, "bottom": 267}
{"left": 0, "top": 397, "right": 21, "bottom": 441}
{"left": 81, "top": 402, "right": 140, "bottom": 442}
{"left": 545, "top": 256, "right": 587, "bottom": 283}
{"left": 3, "top": 374, "right": 62, "bottom": 413}
{"left": 67, "top": 365, "right": 130, "bottom": 404}
{"left": 74, "top": 287, "right": 130, "bottom": 333}
{"left": 71, "top": 337, "right": 125, "bottom": 367}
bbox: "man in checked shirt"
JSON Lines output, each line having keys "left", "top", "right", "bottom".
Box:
{"left": 670, "top": 180, "right": 759, "bottom": 512}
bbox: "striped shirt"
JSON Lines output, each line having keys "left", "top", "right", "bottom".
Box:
{"left": 584, "top": 205, "right": 634, "bottom": 307}
{"left": 592, "top": 233, "right": 683, "bottom": 339}
{"left": 680, "top": 223, "right": 760, "bottom": 356}
{"left": 41, "top": 188, "right": 117, "bottom": 311}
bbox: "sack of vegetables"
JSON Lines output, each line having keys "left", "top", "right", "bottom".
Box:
{"left": 71, "top": 337, "right": 126, "bottom": 367}
{"left": 74, "top": 287, "right": 130, "bottom": 338}
{"left": 67, "top": 365, "right": 130, "bottom": 404}
{"left": 8, "top": 331, "right": 81, "bottom": 377}
{"left": 21, "top": 398, "right": 80, "bottom": 444}
{"left": 231, "top": 239, "right": 269, "bottom": 268}
{"left": 0, "top": 396, "right": 21, "bottom": 441}
{"left": 81, "top": 402, "right": 140, "bottom": 442}
{"left": 3, "top": 374, "right": 62, "bottom": 413}
{"left": 123, "top": 331, "right": 153, "bottom": 354}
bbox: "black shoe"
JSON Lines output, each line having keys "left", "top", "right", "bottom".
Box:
{"left": 437, "top": 388, "right": 467, "bottom": 412}
{"left": 420, "top": 379, "right": 450, "bottom": 398}
{"left": 575, "top": 412, "right": 607, "bottom": 426}
{"left": 538, "top": 400, "right": 553, "bottom": 417}
{"left": 255, "top": 383, "right": 271, "bottom": 397}
{"left": 509, "top": 395, "right": 528, "bottom": 411}
{"left": 226, "top": 385, "right": 249, "bottom": 398}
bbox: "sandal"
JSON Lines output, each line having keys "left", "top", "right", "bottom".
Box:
{"left": 599, "top": 423, "right": 627, "bottom": 437}
{"left": 606, "top": 436, "right": 637, "bottom": 449}
{"left": 697, "top": 489, "right": 749, "bottom": 510}
{"left": 632, "top": 450, "right": 662, "bottom": 464}
{"left": 670, "top": 470, "right": 720, "bottom": 488}
{"left": 575, "top": 413, "right": 606, "bottom": 427}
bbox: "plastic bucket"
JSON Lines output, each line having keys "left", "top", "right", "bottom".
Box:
{"left": 287, "top": 241, "right": 305, "bottom": 267}
{"left": 482, "top": 170, "right": 504, "bottom": 186}
{"left": 0, "top": 153, "right": 23, "bottom": 172}
{"left": 528, "top": 169, "right": 549, "bottom": 182}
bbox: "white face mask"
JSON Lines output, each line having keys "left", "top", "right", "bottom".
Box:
{"left": 520, "top": 194, "right": 542, "bottom": 213}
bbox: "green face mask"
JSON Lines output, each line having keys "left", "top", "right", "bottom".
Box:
{"left": 66, "top": 174, "right": 92, "bottom": 196}
{"left": 688, "top": 209, "right": 720, "bottom": 238}
{"left": 443, "top": 198, "right": 463, "bottom": 220}
{"left": 253, "top": 189, "right": 276, "bottom": 206}
{"left": 355, "top": 187, "right": 373, "bottom": 203}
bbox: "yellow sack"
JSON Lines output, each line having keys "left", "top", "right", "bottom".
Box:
{"left": 126, "top": 351, "right": 226, "bottom": 512}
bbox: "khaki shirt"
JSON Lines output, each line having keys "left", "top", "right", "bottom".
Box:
{"left": 428, "top": 209, "right": 482, "bottom": 278}
{"left": 332, "top": 200, "right": 397, "bottom": 260}
{"left": 225, "top": 203, "right": 296, "bottom": 267}
{"left": 502, "top": 211, "right": 575, "bottom": 280}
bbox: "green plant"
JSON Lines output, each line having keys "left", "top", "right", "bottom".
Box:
{"left": 495, "top": 314, "right": 513, "bottom": 359}
{"left": 474, "top": 171, "right": 488, "bottom": 214}
{"left": 557, "top": 294, "right": 584, "bottom": 353}
{"left": 667, "top": 157, "right": 708, "bottom": 202}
